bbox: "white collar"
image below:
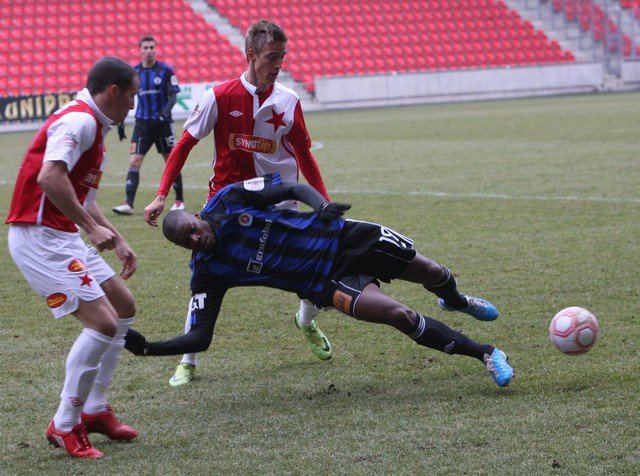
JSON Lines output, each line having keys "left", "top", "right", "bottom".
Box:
{"left": 240, "top": 72, "right": 257, "bottom": 95}
{"left": 76, "top": 88, "right": 114, "bottom": 129}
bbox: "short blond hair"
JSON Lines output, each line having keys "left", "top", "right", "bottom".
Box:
{"left": 244, "top": 19, "right": 287, "bottom": 56}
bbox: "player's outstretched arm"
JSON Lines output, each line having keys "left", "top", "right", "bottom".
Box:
{"left": 125, "top": 326, "right": 214, "bottom": 356}
{"left": 147, "top": 131, "right": 200, "bottom": 227}
{"left": 281, "top": 182, "right": 351, "bottom": 219}
{"left": 315, "top": 202, "right": 352, "bottom": 221}
{"left": 241, "top": 179, "right": 351, "bottom": 221}
{"left": 286, "top": 183, "right": 351, "bottom": 220}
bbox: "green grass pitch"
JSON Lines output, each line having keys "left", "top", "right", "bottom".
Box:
{"left": 0, "top": 92, "right": 638, "bottom": 474}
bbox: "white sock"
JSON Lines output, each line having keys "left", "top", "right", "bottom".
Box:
{"left": 297, "top": 299, "right": 319, "bottom": 327}
{"left": 84, "top": 317, "right": 134, "bottom": 414}
{"left": 53, "top": 328, "right": 113, "bottom": 431}
{"left": 181, "top": 297, "right": 198, "bottom": 366}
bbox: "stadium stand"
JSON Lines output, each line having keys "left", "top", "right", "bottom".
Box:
{"left": 3, "top": 0, "right": 638, "bottom": 99}
{"left": 553, "top": 0, "right": 640, "bottom": 57}
{"left": 208, "top": 0, "right": 574, "bottom": 91}
{"left": 0, "top": 0, "right": 246, "bottom": 97}
{"left": 620, "top": 0, "right": 640, "bottom": 10}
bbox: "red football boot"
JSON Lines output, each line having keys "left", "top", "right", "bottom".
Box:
{"left": 81, "top": 404, "right": 138, "bottom": 440}
{"left": 46, "top": 420, "right": 104, "bottom": 459}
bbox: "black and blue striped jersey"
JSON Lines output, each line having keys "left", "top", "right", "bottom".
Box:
{"left": 190, "top": 173, "right": 345, "bottom": 305}
{"left": 141, "top": 175, "right": 418, "bottom": 356}
{"left": 134, "top": 60, "right": 180, "bottom": 121}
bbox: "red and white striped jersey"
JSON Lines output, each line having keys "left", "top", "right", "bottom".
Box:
{"left": 6, "top": 89, "right": 112, "bottom": 232}
{"left": 158, "top": 74, "right": 329, "bottom": 201}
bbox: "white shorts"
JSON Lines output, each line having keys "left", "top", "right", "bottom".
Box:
{"left": 8, "top": 225, "right": 115, "bottom": 319}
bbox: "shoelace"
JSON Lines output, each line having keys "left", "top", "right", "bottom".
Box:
{"left": 485, "top": 358, "right": 497, "bottom": 376}
{"left": 297, "top": 320, "right": 314, "bottom": 332}
{"left": 488, "top": 353, "right": 510, "bottom": 375}
{"left": 467, "top": 297, "right": 487, "bottom": 310}
{"left": 72, "top": 424, "right": 93, "bottom": 450}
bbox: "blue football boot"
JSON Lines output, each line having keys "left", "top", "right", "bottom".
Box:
{"left": 483, "top": 348, "right": 514, "bottom": 387}
{"left": 438, "top": 295, "right": 499, "bottom": 321}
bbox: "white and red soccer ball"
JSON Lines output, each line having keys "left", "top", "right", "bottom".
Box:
{"left": 549, "top": 306, "right": 600, "bottom": 355}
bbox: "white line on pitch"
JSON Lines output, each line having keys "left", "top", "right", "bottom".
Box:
{"left": 330, "top": 188, "right": 640, "bottom": 204}
{"left": 0, "top": 180, "right": 638, "bottom": 203}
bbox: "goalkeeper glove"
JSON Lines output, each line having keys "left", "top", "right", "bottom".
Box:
{"left": 117, "top": 123, "right": 126, "bottom": 141}
{"left": 316, "top": 202, "right": 351, "bottom": 222}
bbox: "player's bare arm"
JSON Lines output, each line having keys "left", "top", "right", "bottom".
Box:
{"left": 144, "top": 194, "right": 166, "bottom": 227}
{"left": 88, "top": 202, "right": 138, "bottom": 279}
{"left": 145, "top": 131, "right": 200, "bottom": 226}
{"left": 37, "top": 161, "right": 116, "bottom": 251}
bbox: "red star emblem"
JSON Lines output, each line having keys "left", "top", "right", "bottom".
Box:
{"left": 265, "top": 109, "right": 286, "bottom": 132}
{"left": 79, "top": 273, "right": 93, "bottom": 287}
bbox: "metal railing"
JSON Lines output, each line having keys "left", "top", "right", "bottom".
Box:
{"left": 523, "top": 0, "right": 639, "bottom": 75}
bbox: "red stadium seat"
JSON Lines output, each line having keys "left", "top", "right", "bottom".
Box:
{"left": 1, "top": 0, "right": 255, "bottom": 96}
{"left": 1, "top": 0, "right": 582, "bottom": 97}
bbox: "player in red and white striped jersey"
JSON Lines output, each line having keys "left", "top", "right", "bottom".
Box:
{"left": 6, "top": 57, "right": 140, "bottom": 459}
{"left": 143, "top": 20, "right": 332, "bottom": 387}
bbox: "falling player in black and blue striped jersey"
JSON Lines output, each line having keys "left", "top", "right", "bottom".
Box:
{"left": 125, "top": 173, "right": 514, "bottom": 387}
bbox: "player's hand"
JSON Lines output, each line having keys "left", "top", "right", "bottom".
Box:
{"left": 114, "top": 239, "right": 138, "bottom": 280}
{"left": 124, "top": 329, "right": 149, "bottom": 356}
{"left": 86, "top": 225, "right": 117, "bottom": 251}
{"left": 117, "top": 124, "right": 126, "bottom": 141}
{"left": 316, "top": 202, "right": 351, "bottom": 222}
{"left": 144, "top": 195, "right": 166, "bottom": 227}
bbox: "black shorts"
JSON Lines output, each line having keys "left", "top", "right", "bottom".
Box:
{"left": 130, "top": 119, "right": 175, "bottom": 155}
{"left": 326, "top": 274, "right": 379, "bottom": 317}
{"left": 318, "top": 220, "right": 417, "bottom": 315}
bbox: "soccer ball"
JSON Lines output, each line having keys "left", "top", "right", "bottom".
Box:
{"left": 549, "top": 307, "right": 600, "bottom": 355}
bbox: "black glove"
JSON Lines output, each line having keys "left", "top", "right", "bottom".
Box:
{"left": 125, "top": 328, "right": 150, "bottom": 356}
{"left": 117, "top": 123, "right": 126, "bottom": 141}
{"left": 316, "top": 202, "right": 351, "bottom": 222}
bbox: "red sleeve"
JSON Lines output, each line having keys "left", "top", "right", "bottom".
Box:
{"left": 157, "top": 130, "right": 199, "bottom": 196}
{"left": 295, "top": 148, "right": 330, "bottom": 201}
{"left": 288, "top": 102, "right": 330, "bottom": 201}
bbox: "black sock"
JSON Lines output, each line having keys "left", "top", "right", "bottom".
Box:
{"left": 407, "top": 314, "right": 493, "bottom": 361}
{"left": 424, "top": 267, "right": 468, "bottom": 309}
{"left": 172, "top": 173, "right": 184, "bottom": 202}
{"left": 125, "top": 170, "right": 140, "bottom": 207}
